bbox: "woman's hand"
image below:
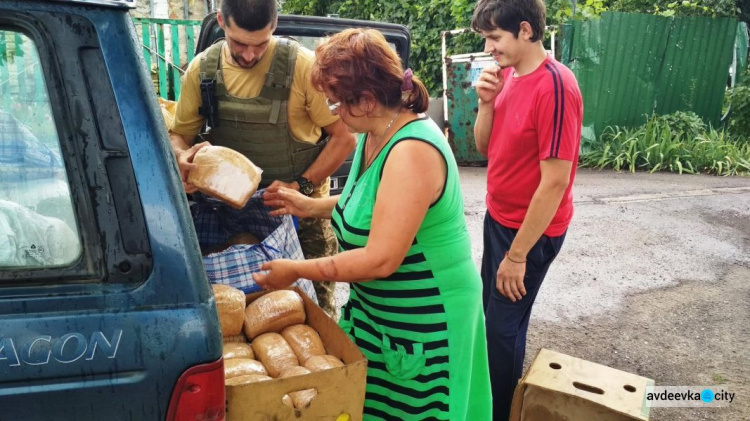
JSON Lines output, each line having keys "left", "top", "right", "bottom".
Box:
{"left": 263, "top": 186, "right": 314, "bottom": 218}
{"left": 252, "top": 259, "right": 300, "bottom": 290}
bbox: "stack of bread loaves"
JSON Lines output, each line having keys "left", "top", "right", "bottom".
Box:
{"left": 212, "top": 285, "right": 344, "bottom": 410}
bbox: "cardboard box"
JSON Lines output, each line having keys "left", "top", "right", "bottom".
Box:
{"left": 510, "top": 349, "right": 654, "bottom": 421}
{"left": 225, "top": 287, "right": 367, "bottom": 421}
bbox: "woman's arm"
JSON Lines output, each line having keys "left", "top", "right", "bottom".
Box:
{"left": 263, "top": 188, "right": 339, "bottom": 220}
{"left": 254, "top": 138, "right": 447, "bottom": 288}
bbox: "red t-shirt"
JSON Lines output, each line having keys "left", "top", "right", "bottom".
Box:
{"left": 486, "top": 54, "right": 583, "bottom": 237}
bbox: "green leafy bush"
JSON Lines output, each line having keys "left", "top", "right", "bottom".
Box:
{"left": 283, "top": 0, "right": 494, "bottom": 96}
{"left": 580, "top": 112, "right": 750, "bottom": 176}
{"left": 610, "top": 0, "right": 739, "bottom": 17}
{"left": 728, "top": 85, "right": 750, "bottom": 138}
{"left": 726, "top": 67, "right": 750, "bottom": 141}
{"left": 656, "top": 111, "right": 707, "bottom": 140}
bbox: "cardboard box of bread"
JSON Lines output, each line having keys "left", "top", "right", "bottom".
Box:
{"left": 212, "top": 284, "right": 367, "bottom": 420}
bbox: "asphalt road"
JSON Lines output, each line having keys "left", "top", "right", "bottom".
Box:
{"left": 460, "top": 167, "right": 750, "bottom": 323}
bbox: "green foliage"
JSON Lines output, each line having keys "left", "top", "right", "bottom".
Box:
{"left": 726, "top": 67, "right": 750, "bottom": 140}
{"left": 282, "top": 0, "right": 480, "bottom": 96}
{"left": 580, "top": 112, "right": 750, "bottom": 176}
{"left": 610, "top": 0, "right": 739, "bottom": 17}
{"left": 657, "top": 110, "right": 707, "bottom": 139}
{"left": 728, "top": 85, "right": 750, "bottom": 137}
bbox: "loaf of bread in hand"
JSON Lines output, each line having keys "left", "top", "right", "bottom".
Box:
{"left": 187, "top": 145, "right": 262, "bottom": 209}
{"left": 212, "top": 284, "right": 246, "bottom": 336}
{"left": 281, "top": 324, "right": 326, "bottom": 364}
{"left": 244, "top": 290, "right": 306, "bottom": 339}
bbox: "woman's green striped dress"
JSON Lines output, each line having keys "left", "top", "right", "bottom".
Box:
{"left": 331, "top": 117, "right": 492, "bottom": 420}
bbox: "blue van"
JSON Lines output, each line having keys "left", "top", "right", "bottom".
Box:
{"left": 0, "top": 0, "right": 225, "bottom": 419}
{"left": 0, "top": 1, "right": 410, "bottom": 419}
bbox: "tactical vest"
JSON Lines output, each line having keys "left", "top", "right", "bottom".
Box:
{"left": 199, "top": 39, "right": 324, "bottom": 187}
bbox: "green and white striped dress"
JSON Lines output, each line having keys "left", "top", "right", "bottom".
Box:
{"left": 332, "top": 117, "right": 492, "bottom": 420}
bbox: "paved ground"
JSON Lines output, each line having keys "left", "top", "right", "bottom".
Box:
{"left": 463, "top": 167, "right": 750, "bottom": 421}
{"left": 336, "top": 167, "right": 750, "bottom": 420}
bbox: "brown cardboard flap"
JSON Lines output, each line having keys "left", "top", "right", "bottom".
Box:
{"left": 511, "top": 349, "right": 653, "bottom": 421}
{"left": 225, "top": 359, "right": 367, "bottom": 420}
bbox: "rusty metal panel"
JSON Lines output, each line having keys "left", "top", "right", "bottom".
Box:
{"left": 443, "top": 55, "right": 491, "bottom": 165}
{"left": 563, "top": 12, "right": 741, "bottom": 141}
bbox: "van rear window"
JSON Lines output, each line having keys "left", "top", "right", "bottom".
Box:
{"left": 0, "top": 31, "right": 82, "bottom": 269}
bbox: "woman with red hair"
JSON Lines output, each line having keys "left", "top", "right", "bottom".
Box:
{"left": 256, "top": 28, "right": 492, "bottom": 420}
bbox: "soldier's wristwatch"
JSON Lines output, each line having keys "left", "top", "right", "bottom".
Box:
{"left": 296, "top": 176, "right": 314, "bottom": 196}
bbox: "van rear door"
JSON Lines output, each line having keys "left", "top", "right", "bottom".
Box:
{"left": 0, "top": 1, "right": 222, "bottom": 419}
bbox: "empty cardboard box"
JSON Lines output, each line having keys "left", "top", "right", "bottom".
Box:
{"left": 510, "top": 348, "right": 654, "bottom": 421}
{"left": 225, "top": 287, "right": 367, "bottom": 421}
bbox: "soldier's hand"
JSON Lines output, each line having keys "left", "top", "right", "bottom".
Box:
{"left": 176, "top": 141, "right": 211, "bottom": 193}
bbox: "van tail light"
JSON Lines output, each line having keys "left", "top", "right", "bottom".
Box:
{"left": 166, "top": 357, "right": 225, "bottom": 421}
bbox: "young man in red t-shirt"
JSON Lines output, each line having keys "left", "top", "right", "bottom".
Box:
{"left": 472, "top": 0, "right": 583, "bottom": 418}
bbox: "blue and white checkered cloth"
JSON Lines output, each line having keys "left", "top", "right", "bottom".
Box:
{"left": 190, "top": 190, "right": 318, "bottom": 303}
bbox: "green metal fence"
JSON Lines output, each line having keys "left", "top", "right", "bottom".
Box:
{"left": 561, "top": 12, "right": 745, "bottom": 144}
{"left": 1, "top": 20, "right": 202, "bottom": 104}
{"left": 0, "top": 31, "right": 47, "bottom": 110}
{"left": 132, "top": 18, "right": 202, "bottom": 100}
{"left": 734, "top": 22, "right": 748, "bottom": 86}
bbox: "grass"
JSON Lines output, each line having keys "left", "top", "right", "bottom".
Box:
{"left": 580, "top": 113, "right": 750, "bottom": 176}
{"left": 712, "top": 373, "right": 727, "bottom": 384}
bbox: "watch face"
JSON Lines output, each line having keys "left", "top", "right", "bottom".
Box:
{"left": 298, "top": 177, "right": 313, "bottom": 195}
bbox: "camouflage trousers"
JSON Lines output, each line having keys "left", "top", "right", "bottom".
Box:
{"left": 298, "top": 217, "right": 339, "bottom": 319}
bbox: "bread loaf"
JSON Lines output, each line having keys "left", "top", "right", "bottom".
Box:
{"left": 225, "top": 373, "right": 272, "bottom": 386}
{"left": 212, "top": 284, "right": 246, "bottom": 336}
{"left": 279, "top": 366, "right": 318, "bottom": 409}
{"left": 222, "top": 333, "right": 248, "bottom": 343}
{"left": 224, "top": 358, "right": 268, "bottom": 379}
{"left": 303, "top": 354, "right": 345, "bottom": 372}
{"left": 187, "top": 145, "right": 262, "bottom": 209}
{"left": 251, "top": 333, "right": 299, "bottom": 378}
{"left": 244, "top": 290, "right": 306, "bottom": 339}
{"left": 281, "top": 324, "right": 326, "bottom": 364}
{"left": 222, "top": 342, "right": 255, "bottom": 360}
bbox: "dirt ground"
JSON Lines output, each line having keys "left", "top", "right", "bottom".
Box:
{"left": 469, "top": 169, "right": 750, "bottom": 420}
{"left": 527, "top": 264, "right": 750, "bottom": 420}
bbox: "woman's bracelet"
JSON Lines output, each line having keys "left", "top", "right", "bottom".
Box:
{"left": 504, "top": 251, "right": 526, "bottom": 264}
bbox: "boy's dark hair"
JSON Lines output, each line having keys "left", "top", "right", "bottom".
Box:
{"left": 221, "top": 0, "right": 278, "bottom": 32}
{"left": 471, "top": 0, "right": 546, "bottom": 42}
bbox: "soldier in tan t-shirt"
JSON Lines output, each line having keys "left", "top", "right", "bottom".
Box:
{"left": 170, "top": 0, "right": 355, "bottom": 318}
